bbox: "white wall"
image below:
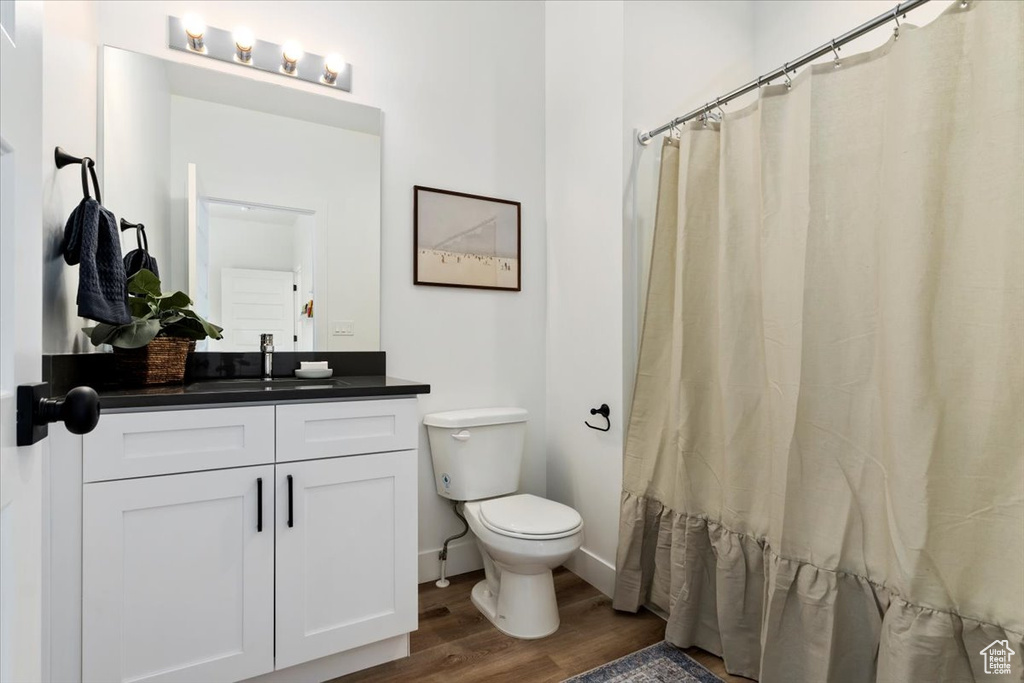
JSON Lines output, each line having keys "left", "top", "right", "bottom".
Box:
{"left": 40, "top": 0, "right": 547, "bottom": 581}
{"left": 752, "top": 0, "right": 955, "bottom": 73}
{"left": 100, "top": 47, "right": 171, "bottom": 268}
{"left": 544, "top": 0, "right": 626, "bottom": 597}
{"left": 41, "top": 1, "right": 98, "bottom": 353}
{"left": 544, "top": 0, "right": 756, "bottom": 596}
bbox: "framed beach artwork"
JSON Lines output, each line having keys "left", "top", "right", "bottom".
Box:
{"left": 414, "top": 186, "right": 521, "bottom": 291}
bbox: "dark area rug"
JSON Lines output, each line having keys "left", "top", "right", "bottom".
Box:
{"left": 563, "top": 641, "right": 724, "bottom": 683}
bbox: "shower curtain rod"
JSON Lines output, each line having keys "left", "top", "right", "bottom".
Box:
{"left": 637, "top": 0, "right": 936, "bottom": 145}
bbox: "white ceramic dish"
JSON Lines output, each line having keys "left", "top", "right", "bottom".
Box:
{"left": 295, "top": 368, "right": 333, "bottom": 379}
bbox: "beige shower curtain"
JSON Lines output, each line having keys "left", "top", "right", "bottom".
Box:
{"left": 614, "top": 2, "right": 1023, "bottom": 682}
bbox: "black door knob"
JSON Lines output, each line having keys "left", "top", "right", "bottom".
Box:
{"left": 17, "top": 382, "right": 102, "bottom": 446}
{"left": 51, "top": 386, "right": 101, "bottom": 435}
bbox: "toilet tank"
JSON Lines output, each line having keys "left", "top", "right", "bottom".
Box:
{"left": 423, "top": 407, "right": 528, "bottom": 501}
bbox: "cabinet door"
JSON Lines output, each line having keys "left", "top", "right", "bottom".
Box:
{"left": 83, "top": 466, "right": 274, "bottom": 683}
{"left": 275, "top": 451, "right": 417, "bottom": 669}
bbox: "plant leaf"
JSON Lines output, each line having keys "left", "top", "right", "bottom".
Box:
{"left": 103, "top": 319, "right": 161, "bottom": 349}
{"left": 157, "top": 290, "right": 192, "bottom": 310}
{"left": 100, "top": 268, "right": 224, "bottom": 346}
{"left": 161, "top": 317, "right": 208, "bottom": 340}
{"left": 179, "top": 309, "right": 224, "bottom": 340}
{"left": 84, "top": 323, "right": 118, "bottom": 346}
{"left": 127, "top": 269, "right": 162, "bottom": 297}
{"left": 128, "top": 297, "right": 152, "bottom": 318}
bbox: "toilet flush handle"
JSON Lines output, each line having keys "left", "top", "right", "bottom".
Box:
{"left": 451, "top": 430, "right": 471, "bottom": 441}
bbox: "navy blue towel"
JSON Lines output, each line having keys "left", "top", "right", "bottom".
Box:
{"left": 62, "top": 197, "right": 131, "bottom": 325}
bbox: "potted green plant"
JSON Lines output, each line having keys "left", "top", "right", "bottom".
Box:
{"left": 83, "top": 269, "right": 223, "bottom": 385}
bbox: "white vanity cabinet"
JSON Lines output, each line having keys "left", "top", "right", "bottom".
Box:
{"left": 275, "top": 452, "right": 416, "bottom": 669}
{"left": 82, "top": 465, "right": 276, "bottom": 683}
{"left": 74, "top": 398, "right": 419, "bottom": 683}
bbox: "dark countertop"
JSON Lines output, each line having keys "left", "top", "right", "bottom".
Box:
{"left": 43, "top": 350, "right": 428, "bottom": 410}
{"left": 95, "top": 375, "right": 430, "bottom": 410}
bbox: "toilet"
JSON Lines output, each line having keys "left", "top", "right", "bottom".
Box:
{"left": 423, "top": 407, "right": 583, "bottom": 639}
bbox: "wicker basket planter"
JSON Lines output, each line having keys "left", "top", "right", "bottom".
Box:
{"left": 113, "top": 337, "right": 196, "bottom": 386}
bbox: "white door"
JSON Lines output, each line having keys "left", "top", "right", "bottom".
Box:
{"left": 0, "top": 3, "right": 45, "bottom": 682}
{"left": 275, "top": 452, "right": 417, "bottom": 670}
{"left": 82, "top": 466, "right": 274, "bottom": 683}
{"left": 220, "top": 268, "right": 295, "bottom": 352}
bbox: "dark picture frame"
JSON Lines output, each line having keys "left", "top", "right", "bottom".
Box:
{"left": 413, "top": 185, "right": 521, "bottom": 292}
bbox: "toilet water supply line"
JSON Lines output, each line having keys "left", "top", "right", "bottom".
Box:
{"left": 436, "top": 500, "right": 470, "bottom": 588}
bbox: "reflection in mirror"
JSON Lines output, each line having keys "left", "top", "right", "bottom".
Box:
{"left": 197, "top": 201, "right": 315, "bottom": 352}
{"left": 101, "top": 46, "right": 381, "bottom": 351}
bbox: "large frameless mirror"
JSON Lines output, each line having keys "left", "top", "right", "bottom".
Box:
{"left": 100, "top": 46, "right": 381, "bottom": 351}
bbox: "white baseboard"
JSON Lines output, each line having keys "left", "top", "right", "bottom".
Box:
{"left": 417, "top": 537, "right": 483, "bottom": 584}
{"left": 565, "top": 546, "right": 616, "bottom": 598}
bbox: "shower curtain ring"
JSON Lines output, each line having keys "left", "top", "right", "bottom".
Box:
{"left": 715, "top": 98, "right": 725, "bottom": 121}
{"left": 831, "top": 39, "right": 842, "bottom": 69}
{"left": 892, "top": 9, "right": 901, "bottom": 40}
{"left": 783, "top": 63, "right": 793, "bottom": 90}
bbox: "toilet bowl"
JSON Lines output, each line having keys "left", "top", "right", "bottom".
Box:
{"left": 463, "top": 494, "right": 583, "bottom": 639}
{"left": 423, "top": 407, "right": 584, "bottom": 639}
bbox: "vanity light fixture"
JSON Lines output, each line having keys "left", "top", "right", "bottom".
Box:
{"left": 281, "top": 41, "right": 303, "bottom": 75}
{"left": 183, "top": 14, "right": 206, "bottom": 52}
{"left": 233, "top": 27, "right": 254, "bottom": 63}
{"left": 322, "top": 53, "right": 344, "bottom": 85}
{"left": 167, "top": 16, "right": 352, "bottom": 92}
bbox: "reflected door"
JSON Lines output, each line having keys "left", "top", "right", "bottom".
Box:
{"left": 220, "top": 268, "right": 295, "bottom": 352}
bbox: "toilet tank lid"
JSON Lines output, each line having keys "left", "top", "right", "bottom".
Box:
{"left": 423, "top": 407, "right": 528, "bottom": 428}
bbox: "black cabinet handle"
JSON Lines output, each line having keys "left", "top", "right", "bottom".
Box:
{"left": 287, "top": 474, "right": 294, "bottom": 528}
{"left": 257, "top": 478, "right": 263, "bottom": 532}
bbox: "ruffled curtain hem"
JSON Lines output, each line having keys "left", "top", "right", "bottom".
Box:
{"left": 613, "top": 491, "right": 1024, "bottom": 683}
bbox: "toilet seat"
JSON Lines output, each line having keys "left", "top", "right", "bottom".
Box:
{"left": 477, "top": 494, "right": 583, "bottom": 540}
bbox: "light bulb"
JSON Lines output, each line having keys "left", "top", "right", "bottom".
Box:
{"left": 281, "top": 41, "right": 303, "bottom": 74}
{"left": 183, "top": 14, "right": 206, "bottom": 51}
{"left": 322, "top": 53, "right": 344, "bottom": 84}
{"left": 233, "top": 27, "right": 254, "bottom": 63}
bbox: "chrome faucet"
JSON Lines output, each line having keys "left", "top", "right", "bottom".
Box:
{"left": 260, "top": 334, "right": 275, "bottom": 379}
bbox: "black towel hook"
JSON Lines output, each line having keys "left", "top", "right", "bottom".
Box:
{"left": 120, "top": 218, "right": 149, "bottom": 252}
{"left": 54, "top": 146, "right": 101, "bottom": 205}
{"left": 585, "top": 404, "right": 611, "bottom": 432}
{"left": 54, "top": 146, "right": 88, "bottom": 169}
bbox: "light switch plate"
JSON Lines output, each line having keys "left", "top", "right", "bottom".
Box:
{"left": 331, "top": 320, "right": 355, "bottom": 336}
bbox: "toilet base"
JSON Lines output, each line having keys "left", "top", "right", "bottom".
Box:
{"left": 470, "top": 571, "right": 560, "bottom": 640}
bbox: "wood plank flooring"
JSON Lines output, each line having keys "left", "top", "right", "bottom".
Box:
{"left": 333, "top": 568, "right": 751, "bottom": 683}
